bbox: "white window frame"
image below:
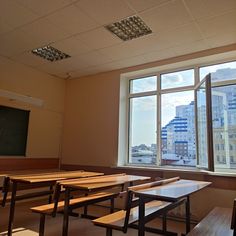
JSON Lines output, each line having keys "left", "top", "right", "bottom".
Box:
{"left": 118, "top": 53, "right": 236, "bottom": 171}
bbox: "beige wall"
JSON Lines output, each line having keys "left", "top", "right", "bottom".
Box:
{"left": 0, "top": 56, "right": 65, "bottom": 158}
{"left": 62, "top": 71, "right": 121, "bottom": 165}
{"left": 61, "top": 44, "right": 236, "bottom": 166}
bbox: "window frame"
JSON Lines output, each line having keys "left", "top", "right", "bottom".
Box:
{"left": 119, "top": 57, "right": 236, "bottom": 171}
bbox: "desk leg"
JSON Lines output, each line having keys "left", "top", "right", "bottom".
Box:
{"left": 52, "top": 184, "right": 61, "bottom": 217}
{"left": 185, "top": 196, "right": 190, "bottom": 234}
{"left": 2, "top": 176, "right": 10, "bottom": 207}
{"left": 8, "top": 181, "right": 17, "bottom": 236}
{"left": 138, "top": 197, "right": 145, "bottom": 236}
{"left": 62, "top": 188, "right": 70, "bottom": 236}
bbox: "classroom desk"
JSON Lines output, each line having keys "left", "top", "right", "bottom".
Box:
{"left": 3, "top": 170, "right": 104, "bottom": 236}
{"left": 133, "top": 179, "right": 211, "bottom": 236}
{"left": 59, "top": 173, "right": 151, "bottom": 236}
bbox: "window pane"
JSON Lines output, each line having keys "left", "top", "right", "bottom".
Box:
{"left": 129, "top": 95, "right": 157, "bottom": 164}
{"left": 200, "top": 61, "right": 236, "bottom": 82}
{"left": 161, "top": 91, "right": 196, "bottom": 167}
{"left": 212, "top": 84, "right": 236, "bottom": 170}
{"left": 196, "top": 82, "right": 208, "bottom": 168}
{"left": 130, "top": 76, "right": 157, "bottom": 94}
{"left": 161, "top": 69, "right": 194, "bottom": 89}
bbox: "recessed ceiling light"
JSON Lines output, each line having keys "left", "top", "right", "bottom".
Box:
{"left": 105, "top": 15, "right": 152, "bottom": 41}
{"left": 31, "top": 46, "right": 71, "bottom": 62}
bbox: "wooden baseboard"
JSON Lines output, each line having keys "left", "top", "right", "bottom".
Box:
{"left": 0, "top": 157, "right": 59, "bottom": 171}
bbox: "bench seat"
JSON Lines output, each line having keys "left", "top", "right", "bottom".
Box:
{"left": 93, "top": 200, "right": 171, "bottom": 230}
{"left": 31, "top": 191, "right": 116, "bottom": 215}
{"left": 31, "top": 191, "right": 119, "bottom": 236}
{"left": 187, "top": 207, "right": 233, "bottom": 236}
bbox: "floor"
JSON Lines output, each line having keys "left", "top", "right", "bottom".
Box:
{"left": 0, "top": 198, "right": 187, "bottom": 236}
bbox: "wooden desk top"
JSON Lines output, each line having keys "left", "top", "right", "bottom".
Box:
{"left": 134, "top": 179, "right": 211, "bottom": 201}
{"left": 8, "top": 171, "right": 104, "bottom": 183}
{"left": 187, "top": 207, "right": 233, "bottom": 236}
{"left": 60, "top": 173, "right": 151, "bottom": 191}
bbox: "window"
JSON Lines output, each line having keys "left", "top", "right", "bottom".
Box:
{"left": 195, "top": 61, "right": 236, "bottom": 171}
{"left": 161, "top": 91, "right": 195, "bottom": 166}
{"left": 161, "top": 69, "right": 194, "bottom": 89}
{"left": 119, "top": 59, "right": 236, "bottom": 172}
{"left": 127, "top": 69, "right": 196, "bottom": 167}
{"left": 200, "top": 61, "right": 236, "bottom": 82}
{"left": 129, "top": 95, "right": 157, "bottom": 164}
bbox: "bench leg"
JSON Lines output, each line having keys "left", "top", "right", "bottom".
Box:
{"left": 48, "top": 185, "right": 53, "bottom": 204}
{"left": 106, "top": 228, "right": 112, "bottom": 236}
{"left": 83, "top": 193, "right": 88, "bottom": 216}
{"left": 39, "top": 214, "right": 45, "bottom": 236}
{"left": 162, "top": 213, "right": 167, "bottom": 234}
{"left": 110, "top": 198, "right": 114, "bottom": 213}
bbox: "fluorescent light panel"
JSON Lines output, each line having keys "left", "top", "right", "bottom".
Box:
{"left": 105, "top": 15, "right": 152, "bottom": 41}
{"left": 31, "top": 46, "right": 70, "bottom": 62}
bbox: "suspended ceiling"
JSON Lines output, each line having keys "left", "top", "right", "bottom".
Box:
{"left": 0, "top": 0, "right": 236, "bottom": 79}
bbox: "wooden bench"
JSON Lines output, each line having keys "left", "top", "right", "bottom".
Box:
{"left": 187, "top": 199, "right": 236, "bottom": 236}
{"left": 31, "top": 191, "right": 119, "bottom": 236}
{"left": 93, "top": 177, "right": 185, "bottom": 236}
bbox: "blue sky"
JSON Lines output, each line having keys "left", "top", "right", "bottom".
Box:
{"left": 130, "top": 61, "right": 236, "bottom": 146}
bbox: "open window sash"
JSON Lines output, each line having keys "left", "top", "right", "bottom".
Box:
{"left": 194, "top": 74, "right": 214, "bottom": 171}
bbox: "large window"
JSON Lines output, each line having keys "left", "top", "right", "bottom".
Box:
{"left": 120, "top": 59, "right": 236, "bottom": 172}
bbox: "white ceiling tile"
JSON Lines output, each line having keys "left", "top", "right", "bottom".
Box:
{"left": 143, "top": 48, "right": 177, "bottom": 63}
{"left": 48, "top": 72, "right": 69, "bottom": 79}
{"left": 116, "top": 54, "right": 151, "bottom": 68}
{"left": 46, "top": 5, "right": 99, "bottom": 35}
{"left": 197, "top": 11, "right": 236, "bottom": 38}
{"left": 159, "top": 23, "right": 204, "bottom": 47}
{"left": 0, "top": 20, "right": 13, "bottom": 35}
{"left": 74, "top": 27, "right": 122, "bottom": 50}
{"left": 35, "top": 63, "right": 70, "bottom": 75}
{"left": 75, "top": 0, "right": 135, "bottom": 25}
{"left": 15, "top": 0, "right": 77, "bottom": 17}
{"left": 206, "top": 31, "right": 236, "bottom": 48}
{"left": 173, "top": 39, "right": 211, "bottom": 55}
{"left": 51, "top": 37, "right": 92, "bottom": 56}
{"left": 11, "top": 51, "right": 48, "bottom": 67}
{"left": 98, "top": 42, "right": 143, "bottom": 61}
{"left": 125, "top": 0, "right": 170, "bottom": 13}
{"left": 36, "top": 55, "right": 91, "bottom": 74}
{"left": 123, "top": 33, "right": 173, "bottom": 55}
{"left": 68, "top": 69, "right": 89, "bottom": 78}
{"left": 0, "top": 29, "right": 36, "bottom": 56}
{"left": 140, "top": 0, "right": 193, "bottom": 33}
{"left": 69, "top": 62, "right": 123, "bottom": 78}
{"left": 0, "top": 0, "right": 38, "bottom": 28}
{"left": 89, "top": 61, "right": 123, "bottom": 71}
{"left": 78, "top": 51, "right": 114, "bottom": 67}
{"left": 20, "top": 18, "right": 69, "bottom": 47}
{"left": 184, "top": 0, "right": 236, "bottom": 20}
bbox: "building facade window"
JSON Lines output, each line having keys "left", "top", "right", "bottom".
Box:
{"left": 119, "top": 59, "right": 236, "bottom": 172}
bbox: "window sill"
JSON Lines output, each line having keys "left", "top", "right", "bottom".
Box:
{"left": 113, "top": 165, "right": 236, "bottom": 178}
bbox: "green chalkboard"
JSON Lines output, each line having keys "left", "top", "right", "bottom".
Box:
{"left": 0, "top": 105, "right": 30, "bottom": 156}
